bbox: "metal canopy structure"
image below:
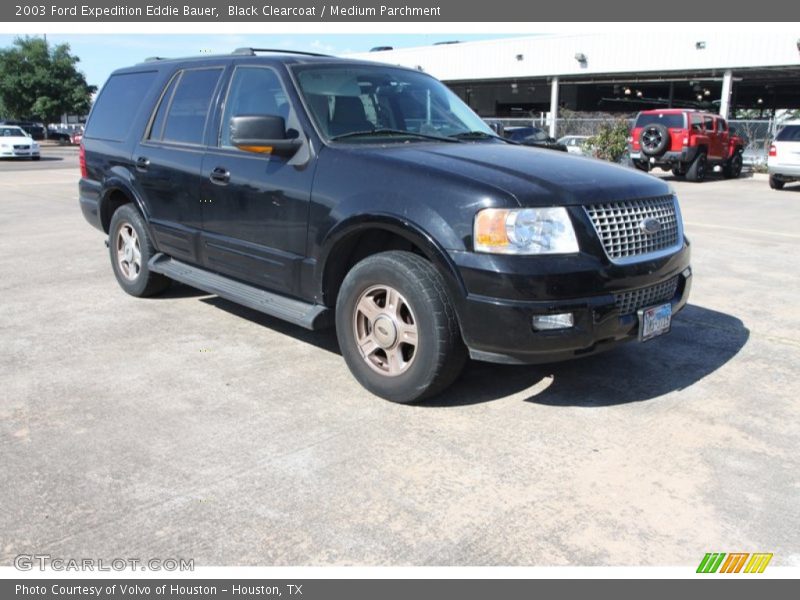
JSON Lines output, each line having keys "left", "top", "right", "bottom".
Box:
{"left": 347, "top": 33, "right": 800, "bottom": 133}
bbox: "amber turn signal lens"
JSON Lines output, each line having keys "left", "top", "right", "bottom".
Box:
{"left": 474, "top": 208, "right": 510, "bottom": 250}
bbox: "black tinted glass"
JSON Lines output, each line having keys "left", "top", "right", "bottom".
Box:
{"left": 148, "top": 75, "right": 179, "bottom": 141}
{"left": 635, "top": 113, "right": 685, "bottom": 129}
{"left": 162, "top": 68, "right": 222, "bottom": 145}
{"left": 776, "top": 125, "right": 800, "bottom": 142}
{"left": 85, "top": 71, "right": 157, "bottom": 141}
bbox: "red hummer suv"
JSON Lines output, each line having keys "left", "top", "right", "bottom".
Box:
{"left": 629, "top": 109, "right": 744, "bottom": 182}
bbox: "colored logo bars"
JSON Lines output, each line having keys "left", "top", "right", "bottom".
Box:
{"left": 697, "top": 552, "right": 773, "bottom": 573}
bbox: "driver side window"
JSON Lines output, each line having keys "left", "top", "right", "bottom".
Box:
{"left": 220, "top": 66, "right": 289, "bottom": 149}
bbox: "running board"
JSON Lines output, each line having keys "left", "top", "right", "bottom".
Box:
{"left": 148, "top": 254, "right": 331, "bottom": 330}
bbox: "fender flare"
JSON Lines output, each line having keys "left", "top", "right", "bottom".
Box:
{"left": 317, "top": 213, "right": 467, "bottom": 306}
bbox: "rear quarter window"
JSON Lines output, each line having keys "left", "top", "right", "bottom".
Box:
{"left": 775, "top": 125, "right": 800, "bottom": 142}
{"left": 84, "top": 71, "right": 158, "bottom": 141}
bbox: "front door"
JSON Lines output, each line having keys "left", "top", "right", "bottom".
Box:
{"left": 199, "top": 65, "right": 313, "bottom": 296}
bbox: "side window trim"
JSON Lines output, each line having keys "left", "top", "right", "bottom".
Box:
{"left": 142, "top": 66, "right": 225, "bottom": 148}
{"left": 145, "top": 70, "right": 182, "bottom": 142}
{"left": 216, "top": 64, "right": 290, "bottom": 151}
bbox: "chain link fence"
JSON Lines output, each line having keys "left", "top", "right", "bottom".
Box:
{"left": 486, "top": 115, "right": 780, "bottom": 169}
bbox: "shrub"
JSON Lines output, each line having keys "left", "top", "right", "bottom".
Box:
{"left": 587, "top": 118, "right": 631, "bottom": 163}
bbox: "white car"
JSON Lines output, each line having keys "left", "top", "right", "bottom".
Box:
{"left": 768, "top": 121, "right": 800, "bottom": 190}
{"left": 557, "top": 135, "right": 591, "bottom": 155}
{"left": 0, "top": 125, "right": 41, "bottom": 160}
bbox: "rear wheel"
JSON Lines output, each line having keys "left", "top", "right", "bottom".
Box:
{"left": 336, "top": 251, "right": 466, "bottom": 403}
{"left": 672, "top": 166, "right": 686, "bottom": 178}
{"left": 769, "top": 175, "right": 785, "bottom": 190}
{"left": 686, "top": 152, "right": 707, "bottom": 182}
{"left": 109, "top": 204, "right": 171, "bottom": 297}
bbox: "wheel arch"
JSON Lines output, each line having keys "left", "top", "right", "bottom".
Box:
{"left": 99, "top": 174, "right": 149, "bottom": 234}
{"left": 318, "top": 215, "right": 467, "bottom": 310}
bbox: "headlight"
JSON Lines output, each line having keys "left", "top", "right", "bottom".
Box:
{"left": 0, "top": 144, "right": 9, "bottom": 148}
{"left": 474, "top": 207, "right": 579, "bottom": 254}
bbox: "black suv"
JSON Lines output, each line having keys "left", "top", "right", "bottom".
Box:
{"left": 79, "top": 49, "right": 692, "bottom": 403}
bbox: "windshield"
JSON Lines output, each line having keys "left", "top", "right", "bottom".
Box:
{"left": 292, "top": 64, "right": 494, "bottom": 142}
{"left": 1, "top": 127, "right": 27, "bottom": 137}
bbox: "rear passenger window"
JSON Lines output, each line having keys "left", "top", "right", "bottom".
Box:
{"left": 703, "top": 116, "right": 715, "bottom": 131}
{"left": 85, "top": 71, "right": 157, "bottom": 141}
{"left": 160, "top": 68, "right": 222, "bottom": 145}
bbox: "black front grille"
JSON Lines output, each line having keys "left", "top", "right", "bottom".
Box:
{"left": 615, "top": 277, "right": 679, "bottom": 316}
{"left": 13, "top": 145, "right": 30, "bottom": 150}
{"left": 584, "top": 195, "right": 680, "bottom": 261}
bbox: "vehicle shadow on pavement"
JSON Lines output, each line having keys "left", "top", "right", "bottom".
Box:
{"left": 424, "top": 304, "right": 749, "bottom": 408}
{"left": 524, "top": 304, "right": 749, "bottom": 408}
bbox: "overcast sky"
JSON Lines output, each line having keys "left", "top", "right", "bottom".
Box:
{"left": 0, "top": 34, "right": 511, "bottom": 88}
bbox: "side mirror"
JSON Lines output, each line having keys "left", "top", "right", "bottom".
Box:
{"left": 230, "top": 115, "right": 301, "bottom": 156}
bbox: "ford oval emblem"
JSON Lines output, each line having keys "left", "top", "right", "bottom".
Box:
{"left": 640, "top": 217, "right": 662, "bottom": 235}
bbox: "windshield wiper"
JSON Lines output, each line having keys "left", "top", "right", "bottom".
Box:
{"left": 448, "top": 130, "right": 497, "bottom": 140}
{"left": 330, "top": 128, "right": 461, "bottom": 143}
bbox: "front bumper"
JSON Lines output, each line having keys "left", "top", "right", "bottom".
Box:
{"left": 0, "top": 148, "right": 40, "bottom": 158}
{"left": 450, "top": 243, "right": 692, "bottom": 364}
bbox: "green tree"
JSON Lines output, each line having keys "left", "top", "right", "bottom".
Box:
{"left": 587, "top": 118, "right": 631, "bottom": 163}
{"left": 0, "top": 36, "right": 96, "bottom": 128}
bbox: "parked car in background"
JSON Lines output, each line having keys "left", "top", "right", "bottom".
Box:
{"left": 768, "top": 121, "right": 800, "bottom": 189}
{"left": 47, "top": 128, "right": 73, "bottom": 144}
{"left": 504, "top": 126, "right": 567, "bottom": 152}
{"left": 629, "top": 109, "right": 744, "bottom": 182}
{"left": 557, "top": 135, "right": 591, "bottom": 155}
{"left": 70, "top": 131, "right": 83, "bottom": 145}
{"left": 0, "top": 125, "right": 41, "bottom": 160}
{"left": 1, "top": 120, "right": 45, "bottom": 140}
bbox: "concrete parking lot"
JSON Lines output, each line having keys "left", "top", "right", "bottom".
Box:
{"left": 1, "top": 151, "right": 798, "bottom": 566}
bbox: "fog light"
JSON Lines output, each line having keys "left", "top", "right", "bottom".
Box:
{"left": 532, "top": 313, "right": 574, "bottom": 331}
{"left": 682, "top": 267, "right": 692, "bottom": 278}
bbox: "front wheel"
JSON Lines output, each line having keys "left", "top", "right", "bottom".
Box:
{"left": 336, "top": 251, "right": 466, "bottom": 403}
{"left": 686, "top": 152, "right": 707, "bottom": 182}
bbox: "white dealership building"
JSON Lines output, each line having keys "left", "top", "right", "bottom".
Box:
{"left": 348, "top": 32, "right": 800, "bottom": 135}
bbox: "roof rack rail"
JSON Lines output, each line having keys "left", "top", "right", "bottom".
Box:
{"left": 144, "top": 56, "right": 166, "bottom": 62}
{"left": 232, "top": 47, "right": 332, "bottom": 58}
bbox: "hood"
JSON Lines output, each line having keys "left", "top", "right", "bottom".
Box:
{"left": 349, "top": 141, "right": 670, "bottom": 206}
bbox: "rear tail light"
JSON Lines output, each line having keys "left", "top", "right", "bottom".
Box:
{"left": 79, "top": 143, "right": 87, "bottom": 178}
{"left": 769, "top": 144, "right": 777, "bottom": 157}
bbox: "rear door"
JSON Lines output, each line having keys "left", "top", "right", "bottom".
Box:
{"left": 198, "top": 64, "right": 313, "bottom": 296}
{"left": 133, "top": 67, "right": 224, "bottom": 265}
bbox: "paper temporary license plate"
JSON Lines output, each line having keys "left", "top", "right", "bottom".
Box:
{"left": 638, "top": 302, "right": 672, "bottom": 341}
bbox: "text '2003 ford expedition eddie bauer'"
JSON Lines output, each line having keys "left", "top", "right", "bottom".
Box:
{"left": 79, "top": 48, "right": 692, "bottom": 403}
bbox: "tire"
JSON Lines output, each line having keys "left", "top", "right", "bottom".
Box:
{"left": 723, "top": 151, "right": 743, "bottom": 179}
{"left": 639, "top": 124, "right": 670, "bottom": 156}
{"left": 633, "top": 160, "right": 649, "bottom": 172}
{"left": 685, "top": 151, "right": 707, "bottom": 182}
{"left": 108, "top": 204, "right": 171, "bottom": 297}
{"left": 671, "top": 167, "right": 686, "bottom": 178}
{"left": 769, "top": 175, "right": 785, "bottom": 190}
{"left": 335, "top": 251, "right": 466, "bottom": 403}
